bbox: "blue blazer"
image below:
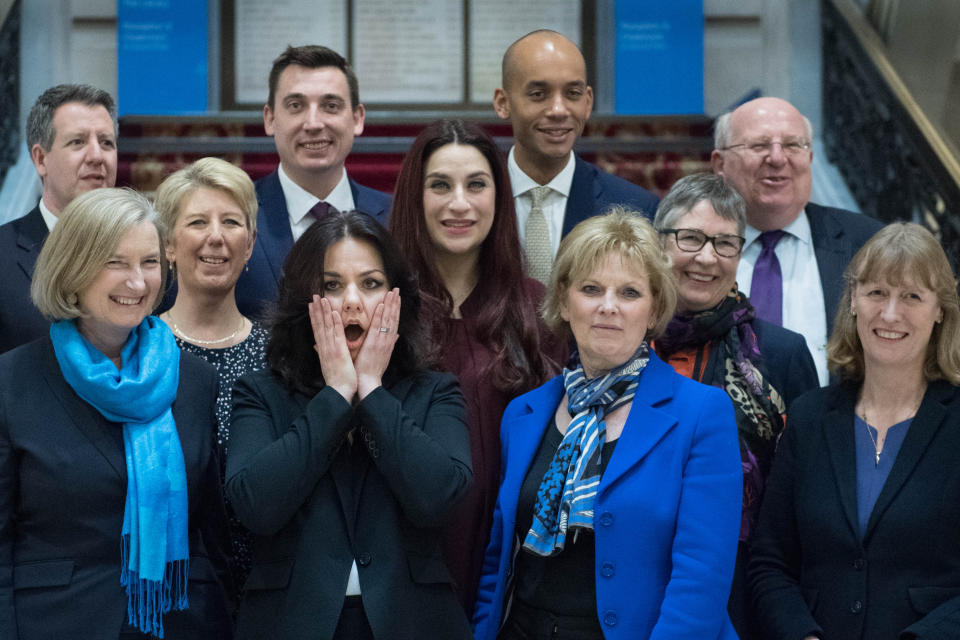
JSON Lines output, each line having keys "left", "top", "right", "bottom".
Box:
{"left": 561, "top": 155, "right": 660, "bottom": 237}
{"left": 806, "top": 202, "right": 883, "bottom": 336}
{"left": 233, "top": 170, "right": 392, "bottom": 320}
{"left": 473, "top": 352, "right": 742, "bottom": 640}
{"left": 0, "top": 206, "right": 49, "bottom": 354}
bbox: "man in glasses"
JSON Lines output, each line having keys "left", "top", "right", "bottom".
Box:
{"left": 712, "top": 97, "right": 882, "bottom": 384}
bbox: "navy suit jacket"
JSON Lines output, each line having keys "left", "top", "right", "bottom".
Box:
{"left": 0, "top": 207, "right": 49, "bottom": 354}
{"left": 0, "top": 337, "right": 233, "bottom": 640}
{"left": 473, "top": 352, "right": 741, "bottom": 640}
{"left": 806, "top": 202, "right": 883, "bottom": 336}
{"left": 233, "top": 170, "right": 392, "bottom": 320}
{"left": 750, "top": 381, "right": 960, "bottom": 639}
{"left": 561, "top": 154, "right": 660, "bottom": 237}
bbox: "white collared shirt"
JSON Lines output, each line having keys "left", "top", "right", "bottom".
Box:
{"left": 508, "top": 148, "right": 576, "bottom": 258}
{"left": 38, "top": 198, "right": 58, "bottom": 231}
{"left": 736, "top": 209, "right": 829, "bottom": 385}
{"left": 277, "top": 164, "right": 356, "bottom": 241}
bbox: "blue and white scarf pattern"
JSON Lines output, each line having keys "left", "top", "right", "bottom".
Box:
{"left": 51, "top": 317, "right": 188, "bottom": 638}
{"left": 523, "top": 344, "right": 650, "bottom": 556}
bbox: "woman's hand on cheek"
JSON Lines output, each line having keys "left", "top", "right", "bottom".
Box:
{"left": 355, "top": 288, "right": 400, "bottom": 399}
{"left": 309, "top": 294, "right": 357, "bottom": 401}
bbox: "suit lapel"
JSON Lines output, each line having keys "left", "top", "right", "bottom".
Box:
{"left": 255, "top": 171, "right": 295, "bottom": 284}
{"left": 15, "top": 207, "right": 48, "bottom": 281}
{"left": 38, "top": 338, "right": 126, "bottom": 480}
{"left": 561, "top": 156, "right": 596, "bottom": 237}
{"left": 349, "top": 179, "right": 387, "bottom": 222}
{"left": 863, "top": 382, "right": 953, "bottom": 541}
{"left": 821, "top": 385, "right": 860, "bottom": 539}
{"left": 806, "top": 204, "right": 847, "bottom": 334}
{"left": 599, "top": 354, "right": 676, "bottom": 493}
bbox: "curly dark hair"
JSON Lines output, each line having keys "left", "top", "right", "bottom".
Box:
{"left": 266, "top": 210, "right": 424, "bottom": 395}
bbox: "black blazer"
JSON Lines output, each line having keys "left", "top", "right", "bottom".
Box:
{"left": 0, "top": 337, "right": 233, "bottom": 639}
{"left": 806, "top": 203, "right": 883, "bottom": 336}
{"left": 560, "top": 154, "right": 660, "bottom": 236}
{"left": 232, "top": 170, "right": 392, "bottom": 320}
{"left": 750, "top": 381, "right": 960, "bottom": 639}
{"left": 226, "top": 369, "right": 473, "bottom": 640}
{"left": 0, "top": 207, "right": 49, "bottom": 354}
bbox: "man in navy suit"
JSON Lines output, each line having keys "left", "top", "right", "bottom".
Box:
{"left": 493, "top": 30, "right": 659, "bottom": 283}
{"left": 712, "top": 97, "right": 883, "bottom": 384}
{"left": 234, "top": 45, "right": 391, "bottom": 318}
{"left": 0, "top": 84, "right": 117, "bottom": 354}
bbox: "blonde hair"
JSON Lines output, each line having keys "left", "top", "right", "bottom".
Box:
{"left": 154, "top": 157, "right": 258, "bottom": 245}
{"left": 31, "top": 188, "right": 167, "bottom": 320}
{"left": 827, "top": 222, "right": 960, "bottom": 384}
{"left": 542, "top": 207, "right": 678, "bottom": 340}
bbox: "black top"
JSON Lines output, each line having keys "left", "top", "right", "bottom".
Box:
{"left": 514, "top": 416, "right": 618, "bottom": 617}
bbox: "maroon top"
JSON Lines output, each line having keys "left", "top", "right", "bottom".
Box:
{"left": 439, "top": 278, "right": 567, "bottom": 613}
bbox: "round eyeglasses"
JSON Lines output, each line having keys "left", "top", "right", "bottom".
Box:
{"left": 659, "top": 228, "right": 745, "bottom": 258}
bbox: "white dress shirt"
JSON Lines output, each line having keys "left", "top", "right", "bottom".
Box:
{"left": 39, "top": 199, "right": 58, "bottom": 231}
{"left": 277, "top": 164, "right": 356, "bottom": 241}
{"left": 508, "top": 148, "right": 577, "bottom": 259}
{"left": 737, "top": 209, "right": 830, "bottom": 385}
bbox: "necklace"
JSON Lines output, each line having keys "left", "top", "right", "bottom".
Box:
{"left": 861, "top": 407, "right": 882, "bottom": 467}
{"left": 167, "top": 313, "right": 245, "bottom": 346}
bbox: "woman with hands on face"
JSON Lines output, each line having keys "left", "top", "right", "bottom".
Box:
{"left": 226, "top": 210, "right": 473, "bottom": 640}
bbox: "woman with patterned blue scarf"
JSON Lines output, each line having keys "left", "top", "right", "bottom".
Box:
{"left": 473, "top": 209, "right": 742, "bottom": 640}
{"left": 0, "top": 188, "right": 233, "bottom": 639}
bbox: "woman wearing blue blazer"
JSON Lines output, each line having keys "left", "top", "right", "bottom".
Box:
{"left": 473, "top": 211, "right": 742, "bottom": 640}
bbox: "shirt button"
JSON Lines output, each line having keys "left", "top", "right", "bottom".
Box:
{"left": 358, "top": 553, "right": 372, "bottom": 567}
{"left": 600, "top": 561, "right": 615, "bottom": 578}
{"left": 853, "top": 558, "right": 865, "bottom": 570}
{"left": 602, "top": 611, "right": 618, "bottom": 626}
{"left": 850, "top": 600, "right": 863, "bottom": 613}
{"left": 599, "top": 512, "right": 614, "bottom": 527}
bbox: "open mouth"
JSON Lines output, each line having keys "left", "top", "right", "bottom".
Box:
{"left": 301, "top": 141, "right": 332, "bottom": 151}
{"left": 111, "top": 295, "right": 143, "bottom": 306}
{"left": 200, "top": 257, "right": 227, "bottom": 264}
{"left": 875, "top": 329, "right": 906, "bottom": 340}
{"left": 344, "top": 324, "right": 364, "bottom": 342}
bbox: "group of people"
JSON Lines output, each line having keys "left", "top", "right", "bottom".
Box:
{"left": 1, "top": 27, "right": 959, "bottom": 640}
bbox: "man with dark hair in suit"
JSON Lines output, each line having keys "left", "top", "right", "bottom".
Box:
{"left": 712, "top": 97, "right": 883, "bottom": 385}
{"left": 493, "top": 30, "right": 659, "bottom": 284}
{"left": 234, "top": 44, "right": 391, "bottom": 318}
{"left": 0, "top": 83, "right": 117, "bottom": 354}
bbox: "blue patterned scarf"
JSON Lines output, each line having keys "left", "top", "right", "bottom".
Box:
{"left": 523, "top": 344, "right": 650, "bottom": 556}
{"left": 51, "top": 317, "right": 188, "bottom": 638}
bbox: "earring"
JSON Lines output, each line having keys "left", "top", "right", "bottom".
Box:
{"left": 245, "top": 262, "right": 250, "bottom": 272}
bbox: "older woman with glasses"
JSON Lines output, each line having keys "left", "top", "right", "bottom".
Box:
{"left": 653, "top": 173, "right": 819, "bottom": 640}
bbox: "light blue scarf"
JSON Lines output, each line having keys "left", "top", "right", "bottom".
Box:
{"left": 50, "top": 316, "right": 188, "bottom": 638}
{"left": 523, "top": 344, "right": 649, "bottom": 557}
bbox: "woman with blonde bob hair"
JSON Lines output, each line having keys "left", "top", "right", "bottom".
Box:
{"left": 751, "top": 222, "right": 960, "bottom": 639}
{"left": 475, "top": 209, "right": 742, "bottom": 639}
{"left": 0, "top": 188, "right": 232, "bottom": 638}
{"left": 154, "top": 157, "right": 266, "bottom": 595}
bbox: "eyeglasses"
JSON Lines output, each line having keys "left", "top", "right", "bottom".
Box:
{"left": 720, "top": 139, "right": 812, "bottom": 157}
{"left": 659, "top": 228, "right": 745, "bottom": 258}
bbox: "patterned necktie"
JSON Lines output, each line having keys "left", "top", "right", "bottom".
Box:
{"left": 750, "top": 230, "right": 787, "bottom": 325}
{"left": 524, "top": 186, "right": 553, "bottom": 284}
{"left": 307, "top": 200, "right": 334, "bottom": 225}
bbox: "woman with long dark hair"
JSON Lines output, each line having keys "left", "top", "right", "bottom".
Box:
{"left": 390, "top": 119, "right": 563, "bottom": 610}
{"left": 226, "top": 210, "right": 473, "bottom": 639}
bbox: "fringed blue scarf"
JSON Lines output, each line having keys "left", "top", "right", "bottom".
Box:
{"left": 523, "top": 344, "right": 650, "bottom": 556}
{"left": 50, "top": 316, "right": 189, "bottom": 638}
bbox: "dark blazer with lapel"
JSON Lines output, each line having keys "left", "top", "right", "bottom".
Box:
{"left": 0, "top": 337, "right": 233, "bottom": 640}
{"left": 560, "top": 155, "right": 660, "bottom": 237}
{"left": 233, "top": 170, "right": 392, "bottom": 320}
{"left": 751, "top": 318, "right": 820, "bottom": 408}
{"left": 0, "top": 207, "right": 49, "bottom": 354}
{"left": 750, "top": 381, "right": 960, "bottom": 639}
{"left": 226, "top": 368, "right": 473, "bottom": 640}
{"left": 806, "top": 203, "right": 883, "bottom": 336}
{"left": 473, "top": 353, "right": 742, "bottom": 640}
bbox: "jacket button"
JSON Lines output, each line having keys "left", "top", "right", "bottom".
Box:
{"left": 358, "top": 553, "right": 372, "bottom": 567}
{"left": 602, "top": 611, "right": 618, "bottom": 626}
{"left": 600, "top": 561, "right": 615, "bottom": 578}
{"left": 599, "top": 512, "right": 614, "bottom": 527}
{"left": 853, "top": 558, "right": 865, "bottom": 570}
{"left": 850, "top": 600, "right": 862, "bottom": 613}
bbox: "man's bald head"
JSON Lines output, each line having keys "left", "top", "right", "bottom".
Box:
{"left": 711, "top": 97, "right": 814, "bottom": 230}
{"left": 494, "top": 30, "right": 593, "bottom": 184}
